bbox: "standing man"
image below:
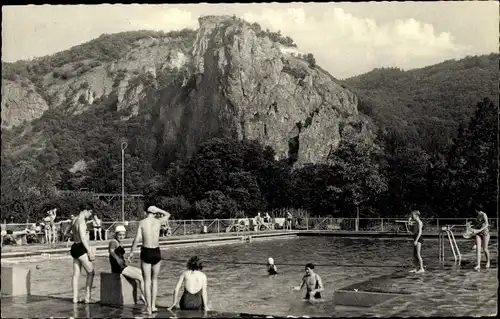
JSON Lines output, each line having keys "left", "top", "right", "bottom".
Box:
{"left": 92, "top": 215, "right": 103, "bottom": 241}
{"left": 286, "top": 211, "right": 293, "bottom": 231}
{"left": 128, "top": 204, "right": 171, "bottom": 315}
{"left": 70, "top": 204, "right": 95, "bottom": 304}
{"left": 49, "top": 209, "right": 57, "bottom": 244}
{"left": 471, "top": 209, "right": 490, "bottom": 270}
{"left": 409, "top": 210, "right": 424, "bottom": 273}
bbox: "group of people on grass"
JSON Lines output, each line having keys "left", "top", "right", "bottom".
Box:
{"left": 409, "top": 208, "right": 491, "bottom": 273}
{"left": 68, "top": 203, "right": 325, "bottom": 315}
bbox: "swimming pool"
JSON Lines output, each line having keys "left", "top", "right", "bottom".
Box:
{"left": 4, "top": 236, "right": 498, "bottom": 317}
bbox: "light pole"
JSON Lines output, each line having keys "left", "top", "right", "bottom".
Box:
{"left": 121, "top": 142, "right": 128, "bottom": 222}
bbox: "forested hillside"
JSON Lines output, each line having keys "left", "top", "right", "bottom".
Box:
{"left": 343, "top": 54, "right": 499, "bottom": 218}
{"left": 344, "top": 53, "right": 499, "bottom": 153}
{"left": 1, "top": 23, "right": 497, "bottom": 223}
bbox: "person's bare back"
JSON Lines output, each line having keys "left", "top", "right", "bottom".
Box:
{"left": 183, "top": 270, "right": 206, "bottom": 294}
{"left": 140, "top": 217, "right": 161, "bottom": 249}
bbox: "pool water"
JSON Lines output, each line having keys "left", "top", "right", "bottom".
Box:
{"left": 4, "top": 237, "right": 498, "bottom": 317}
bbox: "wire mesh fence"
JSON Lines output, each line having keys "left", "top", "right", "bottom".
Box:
{"left": 2, "top": 217, "right": 498, "bottom": 245}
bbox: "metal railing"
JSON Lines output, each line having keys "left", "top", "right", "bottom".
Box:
{"left": 439, "top": 225, "right": 462, "bottom": 264}
{"left": 2, "top": 217, "right": 497, "bottom": 237}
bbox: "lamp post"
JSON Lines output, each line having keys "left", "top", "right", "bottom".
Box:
{"left": 121, "top": 142, "right": 128, "bottom": 222}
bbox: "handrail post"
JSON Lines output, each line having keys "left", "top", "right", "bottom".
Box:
{"left": 217, "top": 219, "right": 220, "bottom": 234}
{"left": 450, "top": 231, "right": 461, "bottom": 263}
{"left": 436, "top": 218, "right": 439, "bottom": 234}
{"left": 381, "top": 218, "right": 384, "bottom": 232}
{"left": 446, "top": 229, "right": 457, "bottom": 262}
{"left": 183, "top": 220, "right": 186, "bottom": 236}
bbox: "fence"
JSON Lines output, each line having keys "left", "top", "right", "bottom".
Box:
{"left": 2, "top": 217, "right": 498, "bottom": 239}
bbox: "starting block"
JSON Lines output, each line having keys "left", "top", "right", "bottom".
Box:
{"left": 100, "top": 272, "right": 138, "bottom": 305}
{"left": 1, "top": 266, "right": 31, "bottom": 296}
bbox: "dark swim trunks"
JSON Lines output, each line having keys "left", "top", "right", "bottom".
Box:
{"left": 70, "top": 242, "right": 87, "bottom": 259}
{"left": 305, "top": 291, "right": 321, "bottom": 299}
{"left": 110, "top": 246, "right": 127, "bottom": 274}
{"left": 179, "top": 289, "right": 204, "bottom": 310}
{"left": 140, "top": 247, "right": 162, "bottom": 265}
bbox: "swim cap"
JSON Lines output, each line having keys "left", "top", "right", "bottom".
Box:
{"left": 115, "top": 225, "right": 126, "bottom": 233}
{"left": 268, "top": 257, "right": 274, "bottom": 264}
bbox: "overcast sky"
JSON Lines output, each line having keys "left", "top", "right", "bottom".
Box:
{"left": 2, "top": 2, "right": 498, "bottom": 79}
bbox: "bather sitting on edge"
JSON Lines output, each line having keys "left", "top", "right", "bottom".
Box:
{"left": 168, "top": 256, "right": 209, "bottom": 314}
{"left": 108, "top": 225, "right": 146, "bottom": 304}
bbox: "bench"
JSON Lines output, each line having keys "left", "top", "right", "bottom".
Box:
{"left": 100, "top": 272, "right": 138, "bottom": 305}
{"left": 1, "top": 266, "right": 31, "bottom": 296}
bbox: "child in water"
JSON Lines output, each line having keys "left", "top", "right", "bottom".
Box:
{"left": 267, "top": 257, "right": 278, "bottom": 276}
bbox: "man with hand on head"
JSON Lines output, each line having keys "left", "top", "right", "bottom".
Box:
{"left": 128, "top": 204, "right": 171, "bottom": 315}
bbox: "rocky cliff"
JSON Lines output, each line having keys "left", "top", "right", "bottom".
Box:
{"left": 2, "top": 15, "right": 366, "bottom": 167}
{"left": 155, "top": 15, "right": 362, "bottom": 166}
{"left": 1, "top": 79, "right": 49, "bottom": 128}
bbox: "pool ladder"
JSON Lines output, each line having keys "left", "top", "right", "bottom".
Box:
{"left": 438, "top": 225, "right": 461, "bottom": 264}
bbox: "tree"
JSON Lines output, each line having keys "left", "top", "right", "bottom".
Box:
{"left": 194, "top": 191, "right": 238, "bottom": 219}
{"left": 444, "top": 98, "right": 498, "bottom": 216}
{"left": 306, "top": 53, "right": 316, "bottom": 67}
{"left": 327, "top": 127, "right": 388, "bottom": 219}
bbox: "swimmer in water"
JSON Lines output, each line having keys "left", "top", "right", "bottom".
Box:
{"left": 69, "top": 203, "right": 95, "bottom": 304}
{"left": 108, "top": 225, "right": 146, "bottom": 304}
{"left": 267, "top": 257, "right": 278, "bottom": 276}
{"left": 470, "top": 209, "right": 490, "bottom": 270}
{"left": 292, "top": 263, "right": 324, "bottom": 301}
{"left": 409, "top": 210, "right": 425, "bottom": 273}
{"left": 168, "top": 256, "right": 209, "bottom": 315}
{"left": 128, "top": 204, "right": 171, "bottom": 315}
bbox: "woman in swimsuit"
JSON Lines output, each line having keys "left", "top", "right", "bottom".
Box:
{"left": 409, "top": 210, "right": 425, "bottom": 273}
{"left": 108, "top": 225, "right": 147, "bottom": 304}
{"left": 168, "top": 256, "right": 209, "bottom": 313}
{"left": 471, "top": 209, "right": 490, "bottom": 270}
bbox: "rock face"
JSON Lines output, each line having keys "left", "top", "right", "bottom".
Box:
{"left": 154, "top": 16, "right": 361, "bottom": 166}
{"left": 1, "top": 79, "right": 49, "bottom": 129}
{"left": 2, "top": 15, "right": 365, "bottom": 167}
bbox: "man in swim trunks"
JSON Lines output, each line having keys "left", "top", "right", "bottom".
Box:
{"left": 70, "top": 203, "right": 95, "bottom": 304}
{"left": 409, "top": 210, "right": 425, "bottom": 273}
{"left": 128, "top": 204, "right": 171, "bottom": 315}
{"left": 168, "top": 256, "right": 209, "bottom": 315}
{"left": 286, "top": 212, "right": 293, "bottom": 231}
{"left": 292, "top": 263, "right": 324, "bottom": 300}
{"left": 108, "top": 225, "right": 146, "bottom": 304}
{"left": 471, "top": 209, "right": 490, "bottom": 270}
{"left": 92, "top": 215, "right": 103, "bottom": 241}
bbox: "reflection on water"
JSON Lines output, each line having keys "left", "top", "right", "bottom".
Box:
{"left": 7, "top": 237, "right": 498, "bottom": 317}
